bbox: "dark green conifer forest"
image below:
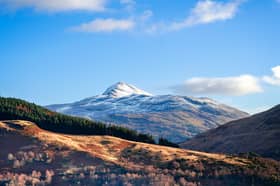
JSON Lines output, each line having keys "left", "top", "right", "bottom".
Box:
{"left": 0, "top": 97, "right": 160, "bottom": 144}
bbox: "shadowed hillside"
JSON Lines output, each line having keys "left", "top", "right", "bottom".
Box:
{"left": 181, "top": 105, "right": 280, "bottom": 160}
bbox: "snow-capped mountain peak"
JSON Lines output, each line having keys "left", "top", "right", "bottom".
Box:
{"left": 102, "top": 82, "right": 152, "bottom": 98}
{"left": 47, "top": 82, "right": 248, "bottom": 143}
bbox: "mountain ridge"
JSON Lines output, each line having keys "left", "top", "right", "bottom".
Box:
{"left": 47, "top": 82, "right": 248, "bottom": 143}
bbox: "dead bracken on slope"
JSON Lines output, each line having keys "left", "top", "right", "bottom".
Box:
{"left": 1, "top": 120, "right": 280, "bottom": 186}
{"left": 0, "top": 120, "right": 250, "bottom": 166}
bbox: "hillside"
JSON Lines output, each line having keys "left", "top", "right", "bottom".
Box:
{"left": 181, "top": 105, "right": 280, "bottom": 160}
{"left": 1, "top": 120, "right": 280, "bottom": 186}
{"left": 47, "top": 82, "right": 248, "bottom": 142}
{"left": 0, "top": 97, "right": 158, "bottom": 144}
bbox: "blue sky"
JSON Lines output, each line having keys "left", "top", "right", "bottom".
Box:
{"left": 0, "top": 0, "right": 280, "bottom": 113}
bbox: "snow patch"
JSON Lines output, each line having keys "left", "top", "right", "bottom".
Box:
{"left": 103, "top": 82, "right": 152, "bottom": 98}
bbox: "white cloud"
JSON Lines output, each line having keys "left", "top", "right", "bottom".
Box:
{"left": 145, "top": 0, "right": 244, "bottom": 33}
{"left": 173, "top": 75, "right": 262, "bottom": 96}
{"left": 71, "top": 18, "right": 135, "bottom": 32}
{"left": 263, "top": 66, "right": 280, "bottom": 85}
{"left": 120, "top": 0, "right": 135, "bottom": 11}
{"left": 170, "top": 0, "right": 244, "bottom": 30}
{"left": 140, "top": 10, "right": 153, "bottom": 21}
{"left": 120, "top": 0, "right": 135, "bottom": 5}
{"left": 188, "top": 0, "right": 243, "bottom": 25}
{"left": 70, "top": 9, "right": 153, "bottom": 33}
{"left": 1, "top": 0, "right": 244, "bottom": 33}
{"left": 0, "top": 0, "right": 106, "bottom": 12}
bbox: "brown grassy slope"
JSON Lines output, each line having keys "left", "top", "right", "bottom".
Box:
{"left": 1, "top": 120, "right": 280, "bottom": 186}
{"left": 180, "top": 105, "right": 280, "bottom": 160}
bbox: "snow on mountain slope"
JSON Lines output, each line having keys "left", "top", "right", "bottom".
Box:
{"left": 47, "top": 82, "right": 248, "bottom": 143}
{"left": 103, "top": 82, "right": 152, "bottom": 98}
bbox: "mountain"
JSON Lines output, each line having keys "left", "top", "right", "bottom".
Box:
{"left": 1, "top": 120, "right": 280, "bottom": 186}
{"left": 180, "top": 105, "right": 280, "bottom": 160}
{"left": 47, "top": 82, "right": 248, "bottom": 143}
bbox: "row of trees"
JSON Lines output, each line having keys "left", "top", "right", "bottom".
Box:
{"left": 158, "top": 138, "right": 179, "bottom": 148}
{"left": 0, "top": 97, "right": 175, "bottom": 146}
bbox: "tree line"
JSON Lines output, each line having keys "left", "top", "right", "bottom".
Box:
{"left": 0, "top": 97, "right": 177, "bottom": 147}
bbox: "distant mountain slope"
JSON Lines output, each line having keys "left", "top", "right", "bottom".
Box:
{"left": 1, "top": 120, "right": 280, "bottom": 186}
{"left": 180, "top": 105, "right": 280, "bottom": 160}
{"left": 47, "top": 82, "right": 248, "bottom": 143}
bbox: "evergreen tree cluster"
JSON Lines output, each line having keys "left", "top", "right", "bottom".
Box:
{"left": 0, "top": 97, "right": 176, "bottom": 146}
{"left": 158, "top": 137, "right": 179, "bottom": 148}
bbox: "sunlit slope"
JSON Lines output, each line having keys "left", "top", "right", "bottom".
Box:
{"left": 1, "top": 120, "right": 280, "bottom": 186}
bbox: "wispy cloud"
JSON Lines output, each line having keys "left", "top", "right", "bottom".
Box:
{"left": 147, "top": 0, "right": 244, "bottom": 33}
{"left": 0, "top": 0, "right": 107, "bottom": 12}
{"left": 120, "top": 0, "right": 135, "bottom": 5}
{"left": 263, "top": 66, "right": 280, "bottom": 85}
{"left": 3, "top": 0, "right": 245, "bottom": 33}
{"left": 186, "top": 0, "right": 243, "bottom": 26}
{"left": 140, "top": 10, "right": 153, "bottom": 21}
{"left": 172, "top": 75, "right": 262, "bottom": 96}
{"left": 70, "top": 9, "right": 153, "bottom": 33}
{"left": 170, "top": 0, "right": 244, "bottom": 30}
{"left": 120, "top": 0, "right": 136, "bottom": 11}
{"left": 71, "top": 18, "right": 135, "bottom": 33}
